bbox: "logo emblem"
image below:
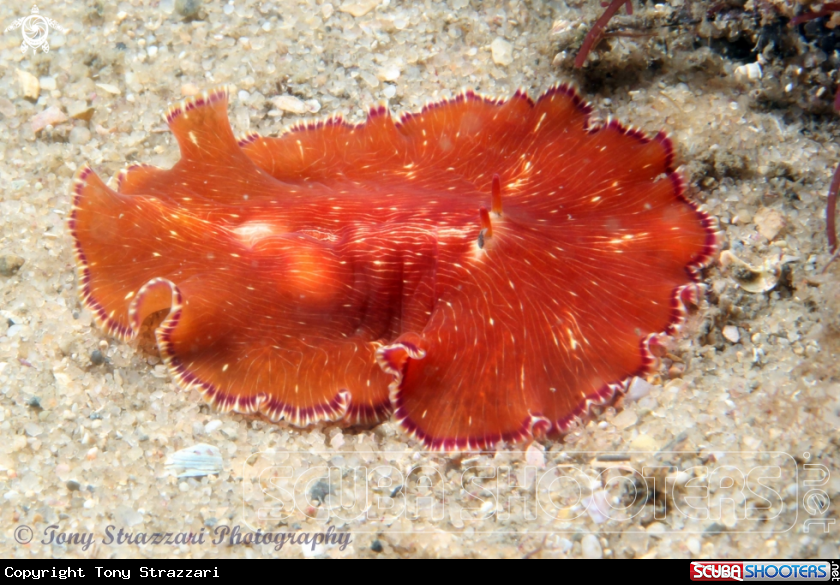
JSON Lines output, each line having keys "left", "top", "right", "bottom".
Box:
{"left": 4, "top": 6, "right": 68, "bottom": 54}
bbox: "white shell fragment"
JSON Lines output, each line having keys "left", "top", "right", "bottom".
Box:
{"left": 722, "top": 325, "right": 740, "bottom": 344}
{"left": 30, "top": 106, "right": 68, "bottom": 133}
{"left": 490, "top": 37, "right": 514, "bottom": 66}
{"left": 753, "top": 207, "right": 785, "bottom": 241}
{"left": 95, "top": 83, "right": 122, "bottom": 95}
{"left": 271, "top": 95, "right": 307, "bottom": 114}
{"left": 719, "top": 250, "right": 780, "bottom": 293}
{"left": 16, "top": 69, "right": 40, "bottom": 99}
{"left": 624, "top": 377, "right": 654, "bottom": 402}
{"left": 734, "top": 62, "right": 762, "bottom": 81}
{"left": 338, "top": 0, "right": 379, "bottom": 18}
{"left": 164, "top": 443, "right": 223, "bottom": 478}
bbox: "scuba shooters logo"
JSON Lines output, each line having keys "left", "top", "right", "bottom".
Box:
{"left": 692, "top": 563, "right": 744, "bottom": 581}
{"left": 691, "top": 561, "right": 834, "bottom": 582}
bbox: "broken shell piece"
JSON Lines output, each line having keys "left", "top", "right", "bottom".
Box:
{"left": 0, "top": 98, "right": 15, "bottom": 118}
{"left": 30, "top": 106, "right": 69, "bottom": 133}
{"left": 338, "top": 0, "right": 379, "bottom": 18}
{"left": 164, "top": 443, "right": 223, "bottom": 477}
{"left": 753, "top": 207, "right": 785, "bottom": 241}
{"left": 16, "top": 69, "right": 40, "bottom": 99}
{"left": 722, "top": 325, "right": 740, "bottom": 344}
{"left": 624, "top": 377, "right": 654, "bottom": 402}
{"left": 551, "top": 19, "right": 574, "bottom": 35}
{"left": 95, "top": 83, "right": 121, "bottom": 95}
{"left": 735, "top": 62, "right": 763, "bottom": 81}
{"left": 0, "top": 254, "right": 25, "bottom": 277}
{"left": 271, "top": 95, "right": 307, "bottom": 114}
{"left": 67, "top": 101, "right": 95, "bottom": 121}
{"left": 719, "top": 250, "right": 780, "bottom": 293}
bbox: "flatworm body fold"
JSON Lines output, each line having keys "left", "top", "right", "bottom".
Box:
{"left": 70, "top": 85, "right": 717, "bottom": 451}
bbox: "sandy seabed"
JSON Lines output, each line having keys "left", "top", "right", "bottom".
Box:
{"left": 0, "top": 0, "right": 838, "bottom": 559}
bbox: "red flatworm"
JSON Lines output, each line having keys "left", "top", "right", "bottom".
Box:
{"left": 69, "top": 85, "right": 717, "bottom": 451}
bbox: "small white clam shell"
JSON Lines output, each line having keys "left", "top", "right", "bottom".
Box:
{"left": 734, "top": 62, "right": 763, "bottom": 81}
{"left": 164, "top": 443, "right": 223, "bottom": 478}
{"left": 719, "top": 250, "right": 780, "bottom": 293}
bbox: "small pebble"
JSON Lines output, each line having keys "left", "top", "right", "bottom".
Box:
{"left": 612, "top": 408, "right": 637, "bottom": 429}
{"left": 490, "top": 37, "right": 514, "bottom": 66}
{"left": 719, "top": 251, "right": 780, "bottom": 294}
{"left": 753, "top": 207, "right": 785, "bottom": 241}
{"left": 734, "top": 61, "right": 762, "bottom": 80}
{"left": 95, "top": 83, "right": 122, "bottom": 95}
{"left": 339, "top": 0, "right": 379, "bottom": 18}
{"left": 175, "top": 0, "right": 202, "bottom": 19}
{"left": 39, "top": 76, "right": 57, "bottom": 91}
{"left": 204, "top": 420, "right": 223, "bottom": 433}
{"left": 360, "top": 71, "right": 379, "bottom": 88}
{"left": 24, "top": 423, "right": 43, "bottom": 437}
{"left": 581, "top": 534, "right": 602, "bottom": 559}
{"left": 629, "top": 434, "right": 658, "bottom": 451}
{"left": 164, "top": 443, "right": 223, "bottom": 477}
{"left": 67, "top": 101, "right": 95, "bottom": 121}
{"left": 734, "top": 208, "right": 752, "bottom": 224}
{"left": 583, "top": 490, "right": 610, "bottom": 524}
{"left": 301, "top": 542, "right": 326, "bottom": 558}
{"left": 624, "top": 377, "right": 653, "bottom": 402}
{"left": 16, "top": 69, "right": 40, "bottom": 99}
{"left": 673, "top": 470, "right": 691, "bottom": 487}
{"left": 525, "top": 443, "right": 546, "bottom": 468}
{"left": 309, "top": 480, "right": 330, "bottom": 504}
{"left": 114, "top": 505, "right": 144, "bottom": 527}
{"left": 272, "top": 95, "right": 307, "bottom": 114}
{"left": 181, "top": 83, "right": 200, "bottom": 96}
{"left": 30, "top": 106, "right": 68, "bottom": 133}
{"left": 722, "top": 325, "right": 740, "bottom": 344}
{"left": 371, "top": 540, "right": 383, "bottom": 553}
{"left": 90, "top": 350, "right": 106, "bottom": 366}
{"left": 686, "top": 537, "right": 701, "bottom": 555}
{"left": 818, "top": 542, "right": 839, "bottom": 559}
{"left": 69, "top": 126, "right": 92, "bottom": 145}
{"left": 0, "top": 254, "right": 25, "bottom": 277}
{"left": 377, "top": 65, "right": 401, "bottom": 82}
{"left": 0, "top": 98, "right": 15, "bottom": 118}
{"left": 66, "top": 480, "right": 81, "bottom": 491}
